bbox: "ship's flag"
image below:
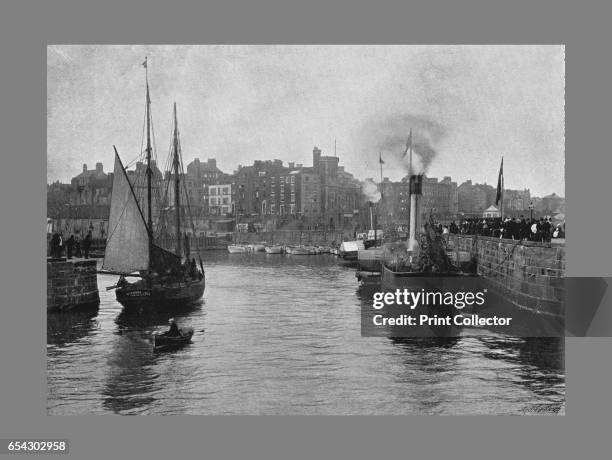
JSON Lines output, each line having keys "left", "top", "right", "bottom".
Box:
{"left": 142, "top": 57, "right": 147, "bottom": 68}
{"left": 495, "top": 157, "right": 504, "bottom": 205}
{"left": 402, "top": 129, "right": 412, "bottom": 158}
{"left": 379, "top": 152, "right": 384, "bottom": 164}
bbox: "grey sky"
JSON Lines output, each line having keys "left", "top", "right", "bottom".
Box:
{"left": 47, "top": 45, "right": 564, "bottom": 196}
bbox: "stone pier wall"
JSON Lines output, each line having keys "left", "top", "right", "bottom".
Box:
{"left": 47, "top": 259, "right": 100, "bottom": 311}
{"left": 448, "top": 235, "right": 565, "bottom": 317}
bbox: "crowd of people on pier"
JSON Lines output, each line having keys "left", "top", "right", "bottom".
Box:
{"left": 432, "top": 216, "right": 565, "bottom": 242}
{"left": 49, "top": 231, "right": 92, "bottom": 259}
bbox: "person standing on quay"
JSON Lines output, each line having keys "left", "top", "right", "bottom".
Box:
{"left": 58, "top": 232, "right": 64, "bottom": 258}
{"left": 83, "top": 230, "right": 92, "bottom": 259}
{"left": 75, "top": 235, "right": 82, "bottom": 257}
{"left": 66, "top": 234, "right": 75, "bottom": 259}
{"left": 50, "top": 233, "right": 60, "bottom": 258}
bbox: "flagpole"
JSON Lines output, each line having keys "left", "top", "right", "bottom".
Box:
{"left": 379, "top": 152, "right": 384, "bottom": 202}
{"left": 409, "top": 129, "right": 413, "bottom": 176}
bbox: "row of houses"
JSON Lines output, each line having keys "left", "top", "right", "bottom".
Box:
{"left": 48, "top": 149, "right": 565, "bottom": 233}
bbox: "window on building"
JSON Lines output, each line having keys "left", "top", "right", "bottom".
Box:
{"left": 291, "top": 193, "right": 295, "bottom": 203}
{"left": 290, "top": 204, "right": 295, "bottom": 214}
{"left": 291, "top": 176, "right": 295, "bottom": 183}
{"left": 271, "top": 204, "right": 275, "bottom": 214}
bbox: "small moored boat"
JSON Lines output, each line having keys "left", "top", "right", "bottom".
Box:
{"left": 247, "top": 244, "right": 265, "bottom": 252}
{"left": 290, "top": 246, "right": 312, "bottom": 255}
{"left": 227, "top": 244, "right": 247, "bottom": 253}
{"left": 264, "top": 245, "right": 283, "bottom": 254}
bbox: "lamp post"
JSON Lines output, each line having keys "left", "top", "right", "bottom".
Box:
{"left": 77, "top": 185, "right": 85, "bottom": 236}
{"left": 529, "top": 201, "right": 534, "bottom": 221}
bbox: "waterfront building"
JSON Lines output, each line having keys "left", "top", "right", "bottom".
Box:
{"left": 232, "top": 159, "right": 290, "bottom": 218}
{"left": 208, "top": 184, "right": 233, "bottom": 216}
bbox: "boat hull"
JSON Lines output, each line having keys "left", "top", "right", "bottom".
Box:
{"left": 154, "top": 327, "right": 194, "bottom": 350}
{"left": 340, "top": 250, "right": 358, "bottom": 260}
{"left": 381, "top": 265, "right": 475, "bottom": 289}
{"left": 290, "top": 247, "right": 312, "bottom": 255}
{"left": 116, "top": 276, "right": 205, "bottom": 309}
{"left": 227, "top": 245, "right": 247, "bottom": 253}
{"left": 247, "top": 244, "right": 265, "bottom": 252}
{"left": 264, "top": 246, "right": 283, "bottom": 254}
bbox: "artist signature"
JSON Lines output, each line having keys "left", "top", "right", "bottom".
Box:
{"left": 521, "top": 404, "right": 563, "bottom": 415}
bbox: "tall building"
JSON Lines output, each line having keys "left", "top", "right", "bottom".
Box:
{"left": 232, "top": 159, "right": 289, "bottom": 217}
{"left": 265, "top": 168, "right": 321, "bottom": 221}
{"left": 420, "top": 175, "right": 458, "bottom": 218}
{"left": 458, "top": 180, "right": 495, "bottom": 215}
{"left": 208, "top": 184, "right": 232, "bottom": 216}
{"left": 379, "top": 178, "right": 411, "bottom": 224}
{"left": 186, "top": 158, "right": 224, "bottom": 184}
{"left": 312, "top": 147, "right": 362, "bottom": 229}
{"left": 503, "top": 188, "right": 532, "bottom": 213}
{"left": 458, "top": 179, "right": 532, "bottom": 216}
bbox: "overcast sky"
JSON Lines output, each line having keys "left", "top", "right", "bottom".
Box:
{"left": 47, "top": 45, "right": 564, "bottom": 196}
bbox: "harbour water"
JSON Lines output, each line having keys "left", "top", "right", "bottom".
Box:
{"left": 47, "top": 252, "right": 565, "bottom": 415}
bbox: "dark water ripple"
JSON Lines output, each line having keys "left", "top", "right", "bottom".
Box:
{"left": 47, "top": 252, "right": 565, "bottom": 415}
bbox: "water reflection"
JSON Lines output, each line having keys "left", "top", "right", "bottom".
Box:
{"left": 101, "top": 330, "right": 160, "bottom": 414}
{"left": 47, "top": 252, "right": 565, "bottom": 415}
{"left": 47, "top": 306, "right": 99, "bottom": 347}
{"left": 102, "top": 302, "right": 204, "bottom": 414}
{"left": 115, "top": 301, "right": 203, "bottom": 332}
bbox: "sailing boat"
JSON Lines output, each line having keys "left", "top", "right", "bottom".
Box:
{"left": 102, "top": 61, "right": 205, "bottom": 309}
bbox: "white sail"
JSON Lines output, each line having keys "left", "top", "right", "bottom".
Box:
{"left": 102, "top": 153, "right": 150, "bottom": 273}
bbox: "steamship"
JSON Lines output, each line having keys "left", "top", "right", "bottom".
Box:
{"left": 380, "top": 174, "right": 476, "bottom": 290}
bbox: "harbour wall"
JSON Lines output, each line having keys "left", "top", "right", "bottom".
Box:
{"left": 448, "top": 235, "right": 565, "bottom": 317}
{"left": 47, "top": 259, "right": 100, "bottom": 311}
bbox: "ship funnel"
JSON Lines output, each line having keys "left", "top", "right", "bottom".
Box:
{"left": 408, "top": 174, "right": 423, "bottom": 251}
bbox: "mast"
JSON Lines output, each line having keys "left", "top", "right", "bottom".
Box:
{"left": 408, "top": 129, "right": 418, "bottom": 250}
{"left": 172, "top": 103, "right": 182, "bottom": 257}
{"left": 500, "top": 165, "right": 505, "bottom": 221}
{"left": 379, "top": 152, "right": 384, "bottom": 202}
{"left": 144, "top": 57, "right": 153, "bottom": 265}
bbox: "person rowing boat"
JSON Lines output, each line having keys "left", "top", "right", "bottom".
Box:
{"left": 166, "top": 318, "right": 181, "bottom": 337}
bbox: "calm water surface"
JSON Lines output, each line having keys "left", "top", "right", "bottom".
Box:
{"left": 47, "top": 252, "right": 565, "bottom": 415}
